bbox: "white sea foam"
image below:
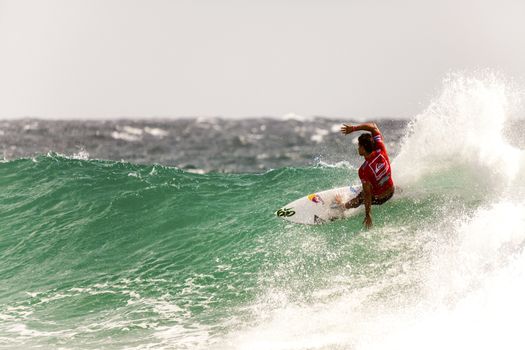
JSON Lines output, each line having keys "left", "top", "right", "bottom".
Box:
{"left": 393, "top": 72, "right": 522, "bottom": 189}
{"left": 154, "top": 324, "right": 211, "bottom": 349}
{"left": 111, "top": 125, "right": 144, "bottom": 141}
{"left": 221, "top": 72, "right": 525, "bottom": 350}
{"left": 281, "top": 113, "right": 314, "bottom": 122}
{"left": 72, "top": 148, "right": 90, "bottom": 160}
{"left": 22, "top": 122, "right": 39, "bottom": 131}
{"left": 111, "top": 124, "right": 168, "bottom": 141}
{"left": 122, "top": 126, "right": 144, "bottom": 136}
{"left": 315, "top": 159, "right": 354, "bottom": 169}
{"left": 185, "top": 168, "right": 206, "bottom": 174}
{"left": 310, "top": 128, "right": 330, "bottom": 143}
{"left": 144, "top": 126, "right": 169, "bottom": 138}
{"left": 111, "top": 131, "right": 142, "bottom": 142}
{"left": 331, "top": 123, "right": 341, "bottom": 133}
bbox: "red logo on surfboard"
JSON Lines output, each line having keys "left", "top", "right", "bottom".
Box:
{"left": 308, "top": 194, "right": 324, "bottom": 204}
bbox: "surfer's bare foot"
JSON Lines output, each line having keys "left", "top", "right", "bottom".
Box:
{"left": 333, "top": 194, "right": 346, "bottom": 210}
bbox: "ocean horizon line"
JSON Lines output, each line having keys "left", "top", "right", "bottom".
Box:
{"left": 0, "top": 114, "right": 411, "bottom": 122}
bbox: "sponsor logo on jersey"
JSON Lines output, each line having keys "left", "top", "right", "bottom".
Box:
{"left": 368, "top": 153, "right": 389, "bottom": 181}
{"left": 375, "top": 162, "right": 385, "bottom": 173}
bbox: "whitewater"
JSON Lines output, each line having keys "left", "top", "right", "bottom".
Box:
{"left": 0, "top": 73, "right": 524, "bottom": 349}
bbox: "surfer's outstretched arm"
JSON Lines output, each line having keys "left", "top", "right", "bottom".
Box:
{"left": 340, "top": 123, "right": 380, "bottom": 136}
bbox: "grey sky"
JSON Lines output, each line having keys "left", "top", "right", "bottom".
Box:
{"left": 0, "top": 0, "right": 524, "bottom": 119}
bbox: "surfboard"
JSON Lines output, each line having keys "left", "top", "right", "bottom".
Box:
{"left": 276, "top": 185, "right": 362, "bottom": 225}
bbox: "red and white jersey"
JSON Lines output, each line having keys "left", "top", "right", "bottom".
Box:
{"left": 358, "top": 133, "right": 394, "bottom": 197}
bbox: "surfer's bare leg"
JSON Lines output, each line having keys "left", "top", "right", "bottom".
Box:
{"left": 345, "top": 192, "right": 364, "bottom": 209}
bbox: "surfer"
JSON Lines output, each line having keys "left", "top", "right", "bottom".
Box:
{"left": 336, "top": 123, "right": 395, "bottom": 229}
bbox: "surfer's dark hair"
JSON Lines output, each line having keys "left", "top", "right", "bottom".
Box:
{"left": 358, "top": 133, "right": 375, "bottom": 153}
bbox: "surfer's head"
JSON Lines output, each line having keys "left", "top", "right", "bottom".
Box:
{"left": 358, "top": 133, "right": 374, "bottom": 156}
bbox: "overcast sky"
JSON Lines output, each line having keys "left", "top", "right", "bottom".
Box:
{"left": 0, "top": 0, "right": 524, "bottom": 119}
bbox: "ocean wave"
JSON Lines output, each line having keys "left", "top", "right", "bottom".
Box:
{"left": 1, "top": 72, "right": 525, "bottom": 349}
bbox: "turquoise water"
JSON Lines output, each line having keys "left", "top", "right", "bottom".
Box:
{"left": 0, "top": 154, "right": 454, "bottom": 349}
{"left": 0, "top": 151, "right": 499, "bottom": 349}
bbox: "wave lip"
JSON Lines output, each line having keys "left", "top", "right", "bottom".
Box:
{"left": 394, "top": 71, "right": 523, "bottom": 191}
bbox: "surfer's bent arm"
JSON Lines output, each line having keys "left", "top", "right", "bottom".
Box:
{"left": 362, "top": 182, "right": 373, "bottom": 229}
{"left": 340, "top": 123, "right": 380, "bottom": 136}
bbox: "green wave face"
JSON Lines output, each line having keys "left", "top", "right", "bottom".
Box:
{"left": 0, "top": 155, "right": 358, "bottom": 347}
{"left": 0, "top": 154, "right": 516, "bottom": 349}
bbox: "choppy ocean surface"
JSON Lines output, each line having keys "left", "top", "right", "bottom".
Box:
{"left": 1, "top": 74, "right": 525, "bottom": 349}
{"left": 0, "top": 117, "right": 408, "bottom": 173}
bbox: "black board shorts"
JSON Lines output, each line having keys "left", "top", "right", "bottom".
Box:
{"left": 355, "top": 187, "right": 395, "bottom": 206}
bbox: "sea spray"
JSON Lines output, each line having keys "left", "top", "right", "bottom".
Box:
{"left": 223, "top": 72, "right": 525, "bottom": 350}
{"left": 394, "top": 71, "right": 522, "bottom": 188}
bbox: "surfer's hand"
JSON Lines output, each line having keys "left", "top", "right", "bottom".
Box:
{"left": 363, "top": 214, "right": 372, "bottom": 229}
{"left": 341, "top": 124, "right": 354, "bottom": 135}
